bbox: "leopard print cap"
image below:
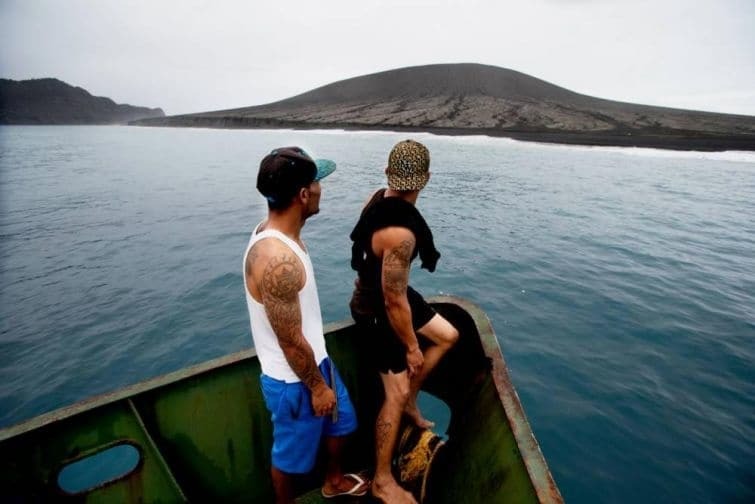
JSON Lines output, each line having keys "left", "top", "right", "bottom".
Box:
{"left": 386, "top": 139, "right": 430, "bottom": 191}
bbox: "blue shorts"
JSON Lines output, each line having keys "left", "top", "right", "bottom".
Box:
{"left": 260, "top": 357, "right": 358, "bottom": 474}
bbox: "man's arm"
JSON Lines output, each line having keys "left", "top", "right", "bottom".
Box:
{"left": 376, "top": 227, "right": 424, "bottom": 376}
{"left": 257, "top": 242, "right": 335, "bottom": 415}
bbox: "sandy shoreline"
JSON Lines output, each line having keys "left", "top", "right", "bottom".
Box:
{"left": 131, "top": 117, "right": 755, "bottom": 152}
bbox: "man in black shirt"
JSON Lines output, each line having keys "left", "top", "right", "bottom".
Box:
{"left": 349, "top": 139, "right": 458, "bottom": 504}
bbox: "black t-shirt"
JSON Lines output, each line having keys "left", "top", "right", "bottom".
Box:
{"left": 349, "top": 189, "right": 440, "bottom": 316}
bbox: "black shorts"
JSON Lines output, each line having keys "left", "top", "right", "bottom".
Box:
{"left": 351, "top": 286, "right": 436, "bottom": 374}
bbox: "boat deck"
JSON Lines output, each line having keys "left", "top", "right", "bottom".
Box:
{"left": 0, "top": 297, "right": 562, "bottom": 503}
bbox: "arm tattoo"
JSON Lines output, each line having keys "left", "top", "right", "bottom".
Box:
{"left": 383, "top": 238, "right": 414, "bottom": 294}
{"left": 261, "top": 253, "right": 324, "bottom": 390}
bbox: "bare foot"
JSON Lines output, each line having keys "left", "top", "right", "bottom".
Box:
{"left": 405, "top": 403, "right": 435, "bottom": 429}
{"left": 372, "top": 476, "right": 417, "bottom": 504}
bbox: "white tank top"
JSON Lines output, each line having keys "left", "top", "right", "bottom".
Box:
{"left": 243, "top": 223, "right": 328, "bottom": 382}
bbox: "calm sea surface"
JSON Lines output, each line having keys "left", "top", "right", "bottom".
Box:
{"left": 1, "top": 125, "right": 753, "bottom": 502}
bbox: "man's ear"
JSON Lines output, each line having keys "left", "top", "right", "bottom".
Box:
{"left": 298, "top": 186, "right": 309, "bottom": 203}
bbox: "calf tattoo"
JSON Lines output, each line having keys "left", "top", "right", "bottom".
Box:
{"left": 376, "top": 415, "right": 392, "bottom": 451}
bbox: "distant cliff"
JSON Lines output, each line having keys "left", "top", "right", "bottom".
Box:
{"left": 133, "top": 63, "right": 755, "bottom": 151}
{"left": 0, "top": 78, "right": 164, "bottom": 124}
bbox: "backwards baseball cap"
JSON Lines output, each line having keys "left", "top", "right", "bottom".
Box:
{"left": 386, "top": 139, "right": 430, "bottom": 191}
{"left": 257, "top": 146, "right": 336, "bottom": 205}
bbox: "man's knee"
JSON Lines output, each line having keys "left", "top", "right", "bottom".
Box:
{"left": 382, "top": 372, "right": 410, "bottom": 407}
{"left": 419, "top": 315, "right": 459, "bottom": 348}
{"left": 441, "top": 324, "right": 459, "bottom": 348}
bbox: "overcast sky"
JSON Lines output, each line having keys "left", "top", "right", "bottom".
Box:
{"left": 2, "top": 0, "right": 754, "bottom": 116}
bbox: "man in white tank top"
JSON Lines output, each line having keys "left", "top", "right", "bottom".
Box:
{"left": 244, "top": 147, "right": 368, "bottom": 502}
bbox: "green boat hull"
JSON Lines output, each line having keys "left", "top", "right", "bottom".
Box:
{"left": 0, "top": 296, "right": 562, "bottom": 503}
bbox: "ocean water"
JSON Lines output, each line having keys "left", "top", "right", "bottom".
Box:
{"left": 1, "top": 125, "right": 753, "bottom": 502}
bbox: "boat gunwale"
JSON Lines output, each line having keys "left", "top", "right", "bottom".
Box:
{"left": 440, "top": 295, "right": 563, "bottom": 503}
{"left": 0, "top": 320, "right": 352, "bottom": 441}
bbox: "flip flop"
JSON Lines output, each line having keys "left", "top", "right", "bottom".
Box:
{"left": 321, "top": 472, "right": 370, "bottom": 498}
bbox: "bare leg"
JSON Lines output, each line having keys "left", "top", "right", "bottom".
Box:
{"left": 372, "top": 370, "right": 417, "bottom": 504}
{"left": 321, "top": 436, "right": 369, "bottom": 496}
{"left": 271, "top": 466, "right": 295, "bottom": 504}
{"left": 405, "top": 314, "right": 459, "bottom": 429}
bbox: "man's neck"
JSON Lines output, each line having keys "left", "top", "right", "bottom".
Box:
{"left": 261, "top": 211, "right": 304, "bottom": 242}
{"left": 384, "top": 188, "right": 419, "bottom": 205}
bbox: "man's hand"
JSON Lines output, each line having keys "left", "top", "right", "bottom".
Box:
{"left": 406, "top": 346, "right": 424, "bottom": 378}
{"left": 311, "top": 383, "right": 336, "bottom": 417}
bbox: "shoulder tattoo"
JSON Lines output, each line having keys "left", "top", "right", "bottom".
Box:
{"left": 262, "top": 253, "right": 303, "bottom": 301}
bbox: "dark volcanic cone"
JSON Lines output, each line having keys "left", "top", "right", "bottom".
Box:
{"left": 134, "top": 63, "right": 755, "bottom": 151}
